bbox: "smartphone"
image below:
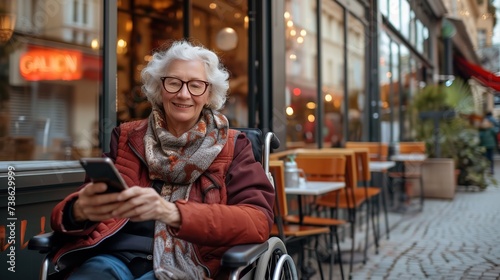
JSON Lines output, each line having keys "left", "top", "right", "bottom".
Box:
{"left": 79, "top": 157, "right": 129, "bottom": 193}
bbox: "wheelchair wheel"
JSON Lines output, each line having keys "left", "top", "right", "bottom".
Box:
{"left": 254, "top": 237, "right": 298, "bottom": 280}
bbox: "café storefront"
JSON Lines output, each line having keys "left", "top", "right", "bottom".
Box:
{"left": 0, "top": 1, "right": 446, "bottom": 278}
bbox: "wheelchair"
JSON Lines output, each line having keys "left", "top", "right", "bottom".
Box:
{"left": 28, "top": 128, "right": 298, "bottom": 280}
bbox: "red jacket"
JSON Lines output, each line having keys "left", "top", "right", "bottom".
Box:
{"left": 50, "top": 120, "right": 275, "bottom": 277}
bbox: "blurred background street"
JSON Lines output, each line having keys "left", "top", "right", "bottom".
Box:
{"left": 308, "top": 157, "right": 500, "bottom": 280}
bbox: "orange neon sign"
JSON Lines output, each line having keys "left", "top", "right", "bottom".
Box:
{"left": 19, "top": 48, "right": 83, "bottom": 81}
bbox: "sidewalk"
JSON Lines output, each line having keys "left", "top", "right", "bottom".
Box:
{"left": 349, "top": 187, "right": 500, "bottom": 279}
{"left": 306, "top": 160, "right": 500, "bottom": 280}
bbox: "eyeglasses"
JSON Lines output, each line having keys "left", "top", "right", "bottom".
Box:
{"left": 160, "top": 76, "right": 210, "bottom": 96}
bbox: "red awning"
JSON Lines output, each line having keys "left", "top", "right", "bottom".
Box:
{"left": 455, "top": 55, "right": 500, "bottom": 91}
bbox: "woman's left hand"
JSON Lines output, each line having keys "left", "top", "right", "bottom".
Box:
{"left": 112, "top": 186, "right": 181, "bottom": 228}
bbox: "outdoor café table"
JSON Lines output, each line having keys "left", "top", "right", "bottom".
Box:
{"left": 390, "top": 153, "right": 427, "bottom": 162}
{"left": 389, "top": 154, "right": 428, "bottom": 212}
{"left": 369, "top": 161, "right": 396, "bottom": 238}
{"left": 369, "top": 161, "right": 396, "bottom": 172}
{"left": 285, "top": 181, "right": 345, "bottom": 224}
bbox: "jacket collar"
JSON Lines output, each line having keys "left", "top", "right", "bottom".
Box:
{"left": 127, "top": 119, "right": 148, "bottom": 160}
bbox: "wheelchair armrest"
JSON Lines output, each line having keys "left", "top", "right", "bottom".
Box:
{"left": 28, "top": 231, "right": 64, "bottom": 254}
{"left": 220, "top": 242, "right": 269, "bottom": 268}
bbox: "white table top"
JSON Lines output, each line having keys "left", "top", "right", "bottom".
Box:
{"left": 369, "top": 161, "right": 396, "bottom": 172}
{"left": 285, "top": 181, "right": 345, "bottom": 195}
{"left": 390, "top": 153, "right": 427, "bottom": 162}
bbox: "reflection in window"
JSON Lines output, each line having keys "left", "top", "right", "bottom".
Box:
{"left": 379, "top": 31, "right": 392, "bottom": 143}
{"left": 390, "top": 41, "right": 400, "bottom": 142}
{"left": 416, "top": 19, "right": 423, "bottom": 53}
{"left": 116, "top": 1, "right": 249, "bottom": 128}
{"left": 400, "top": 0, "right": 410, "bottom": 40}
{"left": 409, "top": 10, "right": 416, "bottom": 46}
{"left": 347, "top": 14, "right": 366, "bottom": 142}
{"left": 285, "top": 0, "right": 320, "bottom": 147}
{"left": 423, "top": 26, "right": 430, "bottom": 58}
{"left": 400, "top": 45, "right": 411, "bottom": 140}
{"left": 389, "top": 0, "right": 400, "bottom": 31}
{"left": 1, "top": 0, "right": 103, "bottom": 161}
{"left": 380, "top": 0, "right": 388, "bottom": 17}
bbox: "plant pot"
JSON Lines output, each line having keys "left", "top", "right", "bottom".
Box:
{"left": 421, "top": 158, "right": 456, "bottom": 199}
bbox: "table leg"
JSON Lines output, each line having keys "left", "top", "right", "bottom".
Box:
{"left": 381, "top": 171, "right": 390, "bottom": 239}
{"left": 297, "top": 195, "right": 304, "bottom": 224}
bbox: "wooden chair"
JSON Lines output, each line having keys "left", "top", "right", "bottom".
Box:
{"left": 345, "top": 142, "right": 391, "bottom": 238}
{"left": 269, "top": 160, "right": 331, "bottom": 280}
{"left": 399, "top": 142, "right": 426, "bottom": 154}
{"left": 348, "top": 148, "right": 382, "bottom": 257}
{"left": 284, "top": 156, "right": 347, "bottom": 280}
{"left": 293, "top": 149, "right": 370, "bottom": 278}
{"left": 388, "top": 142, "right": 426, "bottom": 211}
{"left": 345, "top": 141, "right": 389, "bottom": 162}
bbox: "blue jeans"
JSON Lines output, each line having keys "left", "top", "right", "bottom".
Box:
{"left": 485, "top": 148, "right": 494, "bottom": 174}
{"left": 67, "top": 254, "right": 156, "bottom": 280}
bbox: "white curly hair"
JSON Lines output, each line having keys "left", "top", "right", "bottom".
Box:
{"left": 141, "top": 40, "right": 229, "bottom": 110}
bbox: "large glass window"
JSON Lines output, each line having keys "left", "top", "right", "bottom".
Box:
{"left": 400, "top": 45, "right": 411, "bottom": 140}
{"left": 285, "top": 0, "right": 320, "bottom": 148}
{"left": 116, "top": 0, "right": 248, "bottom": 127}
{"left": 346, "top": 13, "right": 366, "bottom": 142}
{"left": 390, "top": 41, "right": 401, "bottom": 142}
{"left": 388, "top": 0, "right": 400, "bottom": 31}
{"left": 400, "top": 0, "right": 410, "bottom": 40}
{"left": 319, "top": 1, "right": 344, "bottom": 148}
{"left": 380, "top": 0, "right": 388, "bottom": 17}
{"left": 416, "top": 19, "right": 423, "bottom": 53}
{"left": 409, "top": 10, "right": 416, "bottom": 46}
{"left": 423, "top": 26, "right": 430, "bottom": 58}
{"left": 379, "top": 31, "right": 391, "bottom": 143}
{"left": 1, "top": 0, "right": 103, "bottom": 161}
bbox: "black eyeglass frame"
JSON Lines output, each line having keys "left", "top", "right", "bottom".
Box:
{"left": 160, "top": 76, "right": 210, "bottom": 96}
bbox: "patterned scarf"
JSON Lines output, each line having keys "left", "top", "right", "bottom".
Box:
{"left": 144, "top": 107, "right": 229, "bottom": 280}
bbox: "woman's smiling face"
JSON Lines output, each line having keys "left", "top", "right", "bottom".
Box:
{"left": 161, "top": 59, "right": 210, "bottom": 136}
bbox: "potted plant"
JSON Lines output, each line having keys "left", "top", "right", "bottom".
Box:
{"left": 411, "top": 78, "right": 495, "bottom": 197}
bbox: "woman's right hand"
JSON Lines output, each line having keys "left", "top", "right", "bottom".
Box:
{"left": 72, "top": 182, "right": 125, "bottom": 222}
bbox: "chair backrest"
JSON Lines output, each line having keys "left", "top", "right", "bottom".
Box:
{"left": 399, "top": 141, "right": 426, "bottom": 154}
{"left": 316, "top": 148, "right": 358, "bottom": 190}
{"left": 294, "top": 155, "right": 346, "bottom": 182}
{"left": 233, "top": 127, "right": 262, "bottom": 163}
{"left": 348, "top": 148, "right": 371, "bottom": 183}
{"left": 269, "top": 160, "right": 288, "bottom": 218}
{"left": 345, "top": 141, "right": 388, "bottom": 161}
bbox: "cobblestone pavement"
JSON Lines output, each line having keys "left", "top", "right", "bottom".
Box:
{"left": 349, "top": 185, "right": 500, "bottom": 280}
{"left": 300, "top": 160, "right": 500, "bottom": 280}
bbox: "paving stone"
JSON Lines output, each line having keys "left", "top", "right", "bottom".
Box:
{"left": 310, "top": 168, "right": 500, "bottom": 280}
{"left": 483, "top": 272, "right": 500, "bottom": 277}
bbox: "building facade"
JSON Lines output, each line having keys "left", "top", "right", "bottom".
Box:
{"left": 1, "top": 0, "right": 496, "bottom": 161}
{"left": 0, "top": 1, "right": 497, "bottom": 277}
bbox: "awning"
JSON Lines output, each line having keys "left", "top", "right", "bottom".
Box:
{"left": 455, "top": 55, "right": 500, "bottom": 92}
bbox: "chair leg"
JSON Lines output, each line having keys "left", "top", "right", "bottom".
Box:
{"left": 382, "top": 194, "right": 389, "bottom": 239}
{"left": 329, "top": 230, "right": 334, "bottom": 280}
{"left": 334, "top": 227, "right": 345, "bottom": 280}
{"left": 387, "top": 176, "right": 396, "bottom": 209}
{"left": 349, "top": 209, "right": 356, "bottom": 278}
{"left": 314, "top": 237, "right": 325, "bottom": 280}
{"left": 381, "top": 172, "right": 390, "bottom": 239}
{"left": 371, "top": 197, "right": 380, "bottom": 254}
{"left": 363, "top": 201, "right": 370, "bottom": 264}
{"left": 419, "top": 176, "right": 424, "bottom": 211}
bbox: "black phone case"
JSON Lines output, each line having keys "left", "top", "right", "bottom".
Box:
{"left": 79, "top": 158, "right": 128, "bottom": 192}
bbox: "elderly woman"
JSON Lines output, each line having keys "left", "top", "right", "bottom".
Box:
{"left": 50, "top": 41, "right": 275, "bottom": 280}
